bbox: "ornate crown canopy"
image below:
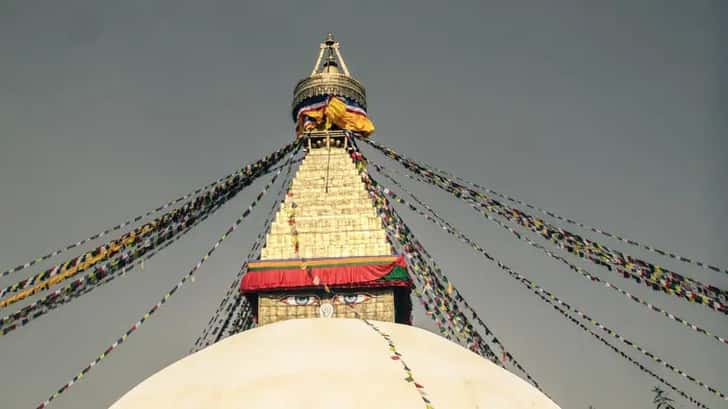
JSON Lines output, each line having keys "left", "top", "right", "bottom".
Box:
{"left": 291, "top": 33, "right": 367, "bottom": 120}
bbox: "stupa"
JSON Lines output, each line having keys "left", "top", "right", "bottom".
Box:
{"left": 109, "top": 34, "right": 562, "bottom": 409}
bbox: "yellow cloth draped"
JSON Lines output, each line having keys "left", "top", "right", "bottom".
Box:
{"left": 298, "top": 97, "right": 375, "bottom": 136}
{"left": 325, "top": 97, "right": 375, "bottom": 136}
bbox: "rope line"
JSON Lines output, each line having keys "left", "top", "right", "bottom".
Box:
{"left": 372, "top": 179, "right": 719, "bottom": 406}
{"left": 385, "top": 195, "right": 544, "bottom": 392}
{"left": 370, "top": 161, "right": 728, "bottom": 347}
{"left": 351, "top": 140, "right": 546, "bottom": 394}
{"left": 0, "top": 142, "right": 299, "bottom": 310}
{"left": 1, "top": 144, "right": 300, "bottom": 279}
{"left": 362, "top": 319, "right": 436, "bottom": 409}
{"left": 1, "top": 212, "right": 204, "bottom": 336}
{"left": 34, "top": 144, "right": 298, "bottom": 408}
{"left": 312, "top": 279, "right": 437, "bottom": 409}
{"left": 362, "top": 138, "right": 728, "bottom": 315}
{"left": 199, "top": 146, "right": 302, "bottom": 349}
{"left": 355, "top": 148, "right": 503, "bottom": 361}
{"left": 1, "top": 165, "right": 285, "bottom": 337}
{"left": 367, "top": 137, "right": 728, "bottom": 276}
{"left": 192, "top": 171, "right": 293, "bottom": 350}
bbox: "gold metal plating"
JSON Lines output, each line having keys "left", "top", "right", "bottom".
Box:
{"left": 260, "top": 146, "right": 391, "bottom": 260}
{"left": 292, "top": 73, "right": 367, "bottom": 111}
{"left": 292, "top": 33, "right": 367, "bottom": 112}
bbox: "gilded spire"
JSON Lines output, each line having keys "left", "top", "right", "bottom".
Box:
{"left": 292, "top": 33, "right": 367, "bottom": 115}
{"left": 309, "top": 32, "right": 351, "bottom": 77}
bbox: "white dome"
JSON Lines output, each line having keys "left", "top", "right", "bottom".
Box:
{"left": 111, "top": 319, "right": 560, "bottom": 409}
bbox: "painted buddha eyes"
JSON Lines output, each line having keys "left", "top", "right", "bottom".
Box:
{"left": 278, "top": 293, "right": 372, "bottom": 306}
{"left": 280, "top": 295, "right": 319, "bottom": 306}
{"left": 335, "top": 294, "right": 371, "bottom": 305}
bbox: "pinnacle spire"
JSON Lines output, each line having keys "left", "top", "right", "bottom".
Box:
{"left": 310, "top": 32, "right": 351, "bottom": 77}
{"left": 292, "top": 34, "right": 372, "bottom": 134}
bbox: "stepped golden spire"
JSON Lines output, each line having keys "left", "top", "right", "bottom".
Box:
{"left": 240, "top": 34, "right": 407, "bottom": 326}
{"left": 260, "top": 147, "right": 390, "bottom": 260}
{"left": 292, "top": 33, "right": 367, "bottom": 111}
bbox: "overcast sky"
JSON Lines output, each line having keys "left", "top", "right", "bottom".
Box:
{"left": 0, "top": 1, "right": 726, "bottom": 408}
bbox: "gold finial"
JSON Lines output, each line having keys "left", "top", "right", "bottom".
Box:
{"left": 325, "top": 32, "right": 335, "bottom": 46}
{"left": 309, "top": 32, "right": 351, "bottom": 77}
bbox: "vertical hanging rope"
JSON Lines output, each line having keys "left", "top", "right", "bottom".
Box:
{"left": 325, "top": 142, "right": 332, "bottom": 193}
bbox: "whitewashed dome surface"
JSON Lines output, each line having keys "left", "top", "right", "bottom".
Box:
{"left": 110, "top": 318, "right": 561, "bottom": 409}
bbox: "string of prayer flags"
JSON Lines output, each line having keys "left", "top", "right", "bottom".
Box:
{"left": 0, "top": 167, "right": 280, "bottom": 338}
{"left": 362, "top": 138, "right": 728, "bottom": 314}
{"left": 213, "top": 152, "right": 303, "bottom": 345}
{"left": 349, "top": 138, "right": 546, "bottom": 394}
{"left": 1, "top": 222, "right": 199, "bottom": 336}
{"left": 228, "top": 301, "right": 256, "bottom": 334}
{"left": 577, "top": 306, "right": 726, "bottom": 399}
{"left": 367, "top": 137, "right": 727, "bottom": 277}
{"left": 371, "top": 162, "right": 728, "bottom": 347}
{"left": 192, "top": 153, "right": 300, "bottom": 352}
{"left": 406, "top": 251, "right": 494, "bottom": 356}
{"left": 35, "top": 144, "right": 299, "bottom": 408}
{"left": 1, "top": 141, "right": 300, "bottom": 311}
{"left": 352, "top": 149, "right": 494, "bottom": 354}
{"left": 522, "top": 270, "right": 728, "bottom": 401}
{"left": 399, "top": 233, "right": 502, "bottom": 363}
{"left": 413, "top": 287, "right": 473, "bottom": 347}
{"left": 358, "top": 146, "right": 535, "bottom": 384}
{"left": 379, "top": 187, "right": 710, "bottom": 408}
{"left": 211, "top": 292, "right": 249, "bottom": 344}
{"left": 360, "top": 171, "right": 543, "bottom": 390}
{"left": 1, "top": 217, "right": 205, "bottom": 336}
{"left": 392, "top": 208, "right": 542, "bottom": 390}
{"left": 297, "top": 241, "right": 437, "bottom": 409}
{"left": 1, "top": 140, "right": 300, "bottom": 279}
{"left": 1, "top": 166, "right": 272, "bottom": 326}
{"left": 542, "top": 292, "right": 710, "bottom": 409}
{"left": 287, "top": 194, "right": 301, "bottom": 258}
{"left": 362, "top": 319, "right": 435, "bottom": 409}
{"left": 365, "top": 169, "right": 502, "bottom": 360}
{"left": 369, "top": 173, "right": 722, "bottom": 405}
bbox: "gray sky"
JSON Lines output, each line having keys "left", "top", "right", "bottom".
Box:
{"left": 1, "top": 1, "right": 726, "bottom": 408}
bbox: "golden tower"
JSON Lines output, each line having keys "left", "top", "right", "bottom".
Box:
{"left": 240, "top": 33, "right": 411, "bottom": 325}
